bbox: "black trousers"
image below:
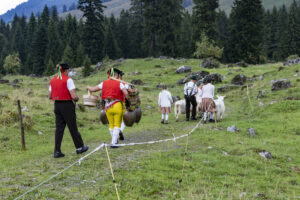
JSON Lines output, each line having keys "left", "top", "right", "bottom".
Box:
{"left": 54, "top": 101, "right": 84, "bottom": 152}
{"left": 185, "top": 95, "right": 197, "bottom": 119}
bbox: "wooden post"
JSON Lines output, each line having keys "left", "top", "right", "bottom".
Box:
{"left": 17, "top": 100, "right": 25, "bottom": 150}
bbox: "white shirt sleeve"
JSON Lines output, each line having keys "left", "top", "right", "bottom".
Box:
{"left": 49, "top": 85, "right": 51, "bottom": 92}
{"left": 98, "top": 82, "right": 103, "bottom": 89}
{"left": 67, "top": 79, "right": 76, "bottom": 91}
{"left": 120, "top": 83, "right": 125, "bottom": 90}
{"left": 212, "top": 85, "right": 215, "bottom": 98}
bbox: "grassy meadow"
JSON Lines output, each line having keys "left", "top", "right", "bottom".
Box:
{"left": 0, "top": 58, "right": 300, "bottom": 199}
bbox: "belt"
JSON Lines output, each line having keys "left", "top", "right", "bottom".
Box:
{"left": 55, "top": 100, "right": 73, "bottom": 103}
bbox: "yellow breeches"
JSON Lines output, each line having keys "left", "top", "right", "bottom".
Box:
{"left": 106, "top": 102, "right": 123, "bottom": 130}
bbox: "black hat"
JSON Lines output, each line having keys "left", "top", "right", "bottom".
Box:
{"left": 191, "top": 75, "right": 197, "bottom": 80}
{"left": 60, "top": 63, "right": 70, "bottom": 70}
{"left": 108, "top": 67, "right": 124, "bottom": 76}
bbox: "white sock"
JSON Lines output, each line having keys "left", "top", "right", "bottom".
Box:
{"left": 204, "top": 112, "right": 207, "bottom": 121}
{"left": 165, "top": 114, "right": 169, "bottom": 121}
{"left": 112, "top": 128, "right": 120, "bottom": 145}
{"left": 121, "top": 121, "right": 126, "bottom": 132}
{"left": 109, "top": 129, "right": 113, "bottom": 137}
{"left": 162, "top": 114, "right": 165, "bottom": 120}
{"left": 210, "top": 113, "right": 214, "bottom": 120}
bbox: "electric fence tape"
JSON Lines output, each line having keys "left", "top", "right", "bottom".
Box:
{"left": 14, "top": 120, "right": 202, "bottom": 200}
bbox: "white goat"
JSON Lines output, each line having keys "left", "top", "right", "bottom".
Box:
{"left": 214, "top": 95, "right": 226, "bottom": 121}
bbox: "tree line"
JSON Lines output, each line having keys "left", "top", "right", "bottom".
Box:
{"left": 0, "top": 0, "right": 300, "bottom": 76}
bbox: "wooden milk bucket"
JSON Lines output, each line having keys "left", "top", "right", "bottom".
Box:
{"left": 83, "top": 91, "right": 99, "bottom": 107}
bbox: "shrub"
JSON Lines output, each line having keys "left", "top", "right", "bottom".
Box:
{"left": 194, "top": 33, "right": 223, "bottom": 59}
{"left": 82, "top": 55, "right": 92, "bottom": 77}
{"left": 286, "top": 55, "right": 299, "bottom": 61}
{"left": 3, "top": 53, "right": 21, "bottom": 74}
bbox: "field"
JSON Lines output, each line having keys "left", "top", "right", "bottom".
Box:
{"left": 0, "top": 58, "right": 300, "bottom": 199}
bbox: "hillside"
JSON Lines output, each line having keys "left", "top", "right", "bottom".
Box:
{"left": 0, "top": 58, "right": 300, "bottom": 199}
{"left": 0, "top": 0, "right": 294, "bottom": 23}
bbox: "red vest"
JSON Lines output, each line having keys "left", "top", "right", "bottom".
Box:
{"left": 50, "top": 74, "right": 72, "bottom": 101}
{"left": 101, "top": 79, "right": 123, "bottom": 101}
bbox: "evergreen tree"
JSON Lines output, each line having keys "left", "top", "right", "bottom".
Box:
{"left": 192, "top": 0, "right": 219, "bottom": 42}
{"left": 228, "top": 0, "right": 264, "bottom": 64}
{"left": 63, "top": 5, "right": 67, "bottom": 13}
{"left": 63, "top": 14, "right": 79, "bottom": 58}
{"left": 44, "top": 58, "right": 55, "bottom": 76}
{"left": 46, "top": 19, "right": 62, "bottom": 65}
{"left": 104, "top": 18, "right": 120, "bottom": 59}
{"left": 51, "top": 6, "right": 59, "bottom": 23}
{"left": 216, "top": 10, "right": 230, "bottom": 61}
{"left": 287, "top": 0, "right": 300, "bottom": 56}
{"left": 78, "top": 0, "right": 105, "bottom": 63}
{"left": 41, "top": 5, "right": 50, "bottom": 27}
{"left": 128, "top": 0, "right": 145, "bottom": 58}
{"left": 178, "top": 11, "right": 193, "bottom": 58}
{"left": 76, "top": 43, "right": 86, "bottom": 67}
{"left": 157, "top": 0, "right": 183, "bottom": 57}
{"left": 82, "top": 55, "right": 92, "bottom": 77}
{"left": 274, "top": 5, "right": 289, "bottom": 60}
{"left": 11, "top": 23, "right": 26, "bottom": 73}
{"left": 141, "top": 0, "right": 160, "bottom": 57}
{"left": 32, "top": 18, "right": 48, "bottom": 74}
{"left": 62, "top": 44, "right": 75, "bottom": 67}
{"left": 24, "top": 13, "right": 36, "bottom": 74}
{"left": 0, "top": 33, "right": 8, "bottom": 74}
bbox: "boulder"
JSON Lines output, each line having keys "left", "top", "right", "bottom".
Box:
{"left": 0, "top": 93, "right": 9, "bottom": 99}
{"left": 68, "top": 70, "right": 78, "bottom": 77}
{"left": 257, "top": 90, "right": 266, "bottom": 98}
{"left": 131, "top": 79, "right": 144, "bottom": 85}
{"left": 187, "top": 70, "right": 210, "bottom": 80}
{"left": 271, "top": 79, "right": 292, "bottom": 91}
{"left": 259, "top": 151, "right": 272, "bottom": 160}
{"left": 227, "top": 125, "right": 239, "bottom": 132}
{"left": 235, "top": 61, "right": 248, "bottom": 67}
{"left": 95, "top": 62, "right": 104, "bottom": 71}
{"left": 0, "top": 79, "right": 9, "bottom": 84}
{"left": 200, "top": 58, "right": 219, "bottom": 68}
{"left": 206, "top": 73, "right": 222, "bottom": 84}
{"left": 283, "top": 58, "right": 300, "bottom": 66}
{"left": 159, "top": 56, "right": 168, "bottom": 59}
{"left": 231, "top": 74, "right": 247, "bottom": 85}
{"left": 175, "top": 65, "right": 191, "bottom": 73}
{"left": 248, "top": 128, "right": 256, "bottom": 136}
{"left": 177, "top": 78, "right": 189, "bottom": 85}
{"left": 12, "top": 79, "right": 21, "bottom": 84}
{"left": 217, "top": 85, "right": 237, "bottom": 93}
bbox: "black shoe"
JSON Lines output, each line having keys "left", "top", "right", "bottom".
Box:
{"left": 203, "top": 120, "right": 207, "bottom": 124}
{"left": 209, "top": 119, "right": 215, "bottom": 123}
{"left": 164, "top": 120, "right": 168, "bottom": 124}
{"left": 191, "top": 117, "right": 197, "bottom": 121}
{"left": 119, "top": 131, "right": 124, "bottom": 140}
{"left": 110, "top": 140, "right": 119, "bottom": 148}
{"left": 161, "top": 119, "right": 164, "bottom": 124}
{"left": 76, "top": 145, "right": 89, "bottom": 154}
{"left": 186, "top": 118, "right": 190, "bottom": 121}
{"left": 54, "top": 152, "right": 65, "bottom": 158}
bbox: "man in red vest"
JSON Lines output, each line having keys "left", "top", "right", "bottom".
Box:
{"left": 87, "top": 68, "right": 128, "bottom": 148}
{"left": 49, "top": 63, "right": 88, "bottom": 158}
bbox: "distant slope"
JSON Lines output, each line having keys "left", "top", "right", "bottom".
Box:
{"left": 0, "top": 0, "right": 294, "bottom": 23}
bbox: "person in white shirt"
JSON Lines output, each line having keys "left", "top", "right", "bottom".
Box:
{"left": 201, "top": 77, "right": 216, "bottom": 124}
{"left": 158, "top": 85, "right": 173, "bottom": 124}
{"left": 184, "top": 76, "right": 198, "bottom": 121}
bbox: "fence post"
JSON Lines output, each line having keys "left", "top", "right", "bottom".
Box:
{"left": 17, "top": 100, "right": 25, "bottom": 150}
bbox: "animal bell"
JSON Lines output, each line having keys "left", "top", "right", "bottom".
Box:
{"left": 135, "top": 107, "right": 142, "bottom": 123}
{"left": 123, "top": 110, "right": 136, "bottom": 127}
{"left": 100, "top": 110, "right": 108, "bottom": 124}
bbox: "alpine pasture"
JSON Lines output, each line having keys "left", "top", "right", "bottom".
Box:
{"left": 0, "top": 58, "right": 300, "bottom": 199}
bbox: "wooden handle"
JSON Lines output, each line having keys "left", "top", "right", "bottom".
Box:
{"left": 110, "top": 77, "right": 133, "bottom": 86}
{"left": 88, "top": 90, "right": 91, "bottom": 96}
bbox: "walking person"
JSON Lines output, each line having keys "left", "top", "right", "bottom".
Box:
{"left": 184, "top": 76, "right": 198, "bottom": 121}
{"left": 158, "top": 84, "right": 173, "bottom": 124}
{"left": 49, "top": 63, "right": 88, "bottom": 158}
{"left": 201, "top": 77, "right": 216, "bottom": 124}
{"left": 87, "top": 68, "right": 128, "bottom": 148}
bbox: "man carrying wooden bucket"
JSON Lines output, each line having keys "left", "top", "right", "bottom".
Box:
{"left": 87, "top": 68, "right": 129, "bottom": 148}
{"left": 49, "top": 63, "right": 88, "bottom": 158}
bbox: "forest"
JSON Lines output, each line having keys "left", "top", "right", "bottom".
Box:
{"left": 0, "top": 0, "right": 300, "bottom": 76}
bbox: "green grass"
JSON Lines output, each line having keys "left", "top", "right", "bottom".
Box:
{"left": 0, "top": 58, "right": 300, "bottom": 199}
